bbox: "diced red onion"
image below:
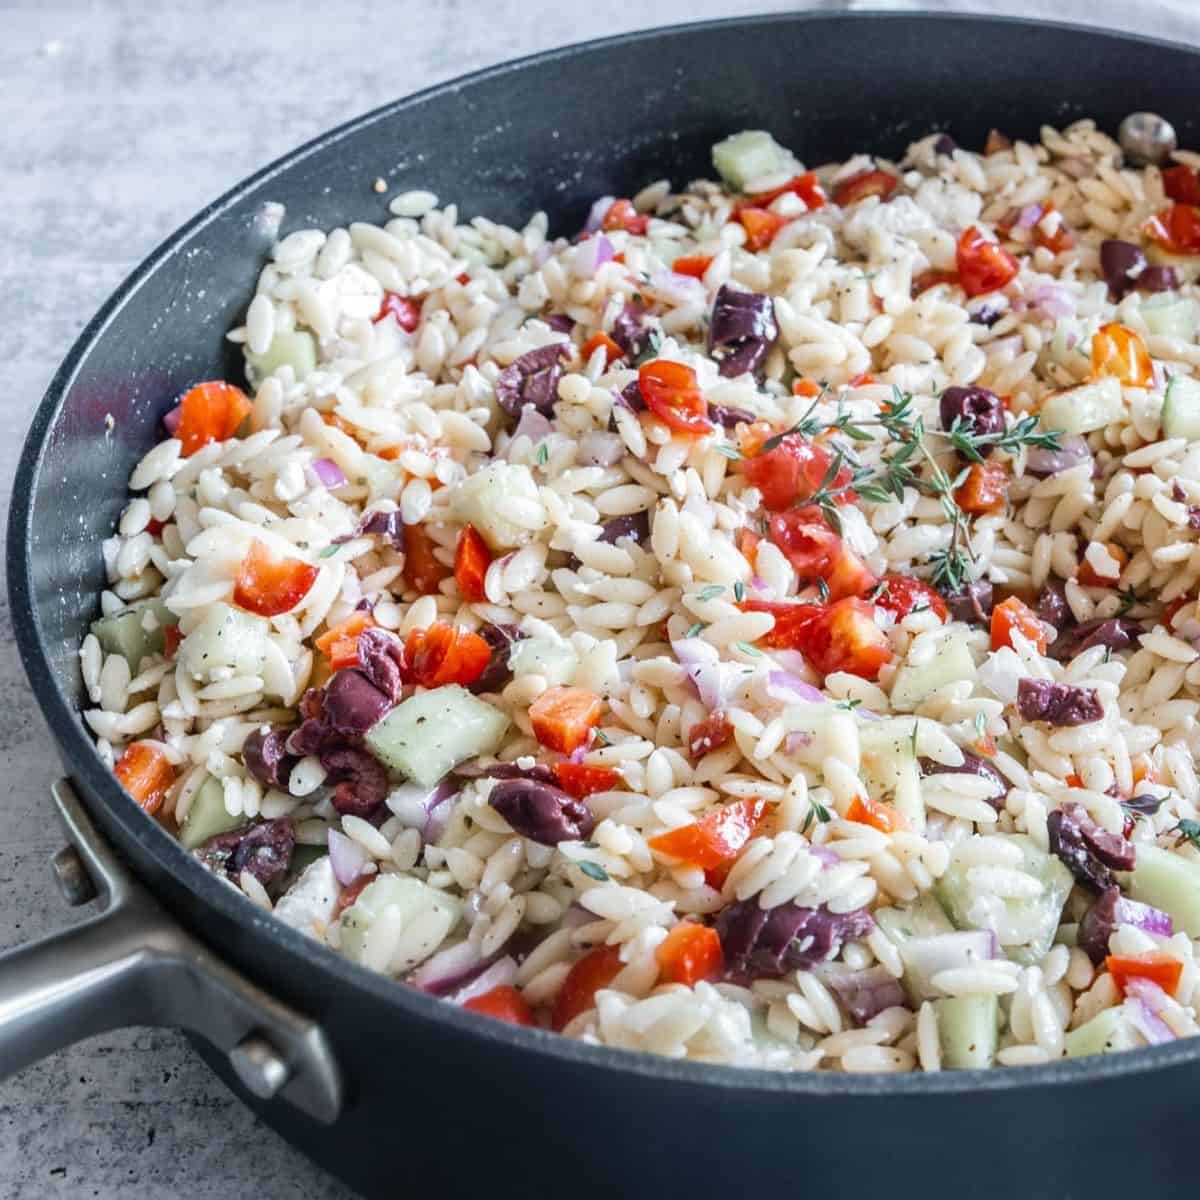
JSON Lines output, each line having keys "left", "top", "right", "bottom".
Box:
{"left": 785, "top": 731, "right": 814, "bottom": 754}
{"left": 568, "top": 746, "right": 587, "bottom": 765}
{"left": 451, "top": 956, "right": 518, "bottom": 1005}
{"left": 1024, "top": 436, "right": 1092, "bottom": 479}
{"left": 808, "top": 844, "right": 840, "bottom": 868}
{"left": 825, "top": 966, "right": 910, "bottom": 1022}
{"left": 978, "top": 647, "right": 1024, "bottom": 705}
{"left": 1015, "top": 204, "right": 1043, "bottom": 229}
{"left": 574, "top": 233, "right": 615, "bottom": 279}
{"left": 1124, "top": 995, "right": 1175, "bottom": 1045}
{"left": 385, "top": 777, "right": 457, "bottom": 841}
{"left": 533, "top": 243, "right": 553, "bottom": 268}
{"left": 583, "top": 195, "right": 615, "bottom": 234}
{"left": 672, "top": 637, "right": 729, "bottom": 709}
{"left": 511, "top": 405, "right": 553, "bottom": 448}
{"left": 649, "top": 270, "right": 708, "bottom": 308}
{"left": 410, "top": 939, "right": 491, "bottom": 996}
{"left": 327, "top": 828, "right": 369, "bottom": 887}
{"left": 311, "top": 457, "right": 347, "bottom": 488}
{"left": 765, "top": 670, "right": 826, "bottom": 705}
{"left": 576, "top": 431, "right": 624, "bottom": 467}
{"left": 163, "top": 405, "right": 182, "bottom": 434}
{"left": 1030, "top": 284, "right": 1076, "bottom": 320}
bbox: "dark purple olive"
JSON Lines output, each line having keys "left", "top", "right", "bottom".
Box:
{"left": 918, "top": 751, "right": 1008, "bottom": 810}
{"left": 599, "top": 511, "right": 651, "bottom": 546}
{"left": 1138, "top": 265, "right": 1179, "bottom": 293}
{"left": 544, "top": 313, "right": 575, "bottom": 334}
{"left": 708, "top": 285, "right": 778, "bottom": 378}
{"left": 242, "top": 727, "right": 296, "bottom": 790}
{"left": 1047, "top": 802, "right": 1135, "bottom": 893}
{"left": 488, "top": 778, "right": 595, "bottom": 845}
{"left": 825, "top": 966, "right": 910, "bottom": 1023}
{"left": 468, "top": 622, "right": 522, "bottom": 695}
{"left": 1048, "top": 617, "right": 1142, "bottom": 662}
{"left": 939, "top": 385, "right": 1005, "bottom": 450}
{"left": 717, "top": 900, "right": 874, "bottom": 979}
{"left": 286, "top": 717, "right": 327, "bottom": 758}
{"left": 943, "top": 579, "right": 993, "bottom": 625}
{"left": 197, "top": 817, "right": 295, "bottom": 887}
{"left": 611, "top": 303, "right": 654, "bottom": 360}
{"left": 454, "top": 759, "right": 558, "bottom": 785}
{"left": 933, "top": 134, "right": 957, "bottom": 157}
{"left": 1035, "top": 581, "right": 1070, "bottom": 630}
{"left": 320, "top": 745, "right": 390, "bottom": 818}
{"left": 1077, "top": 887, "right": 1171, "bottom": 964}
{"left": 1099, "top": 240, "right": 1178, "bottom": 299}
{"left": 1017, "top": 678, "right": 1103, "bottom": 727}
{"left": 322, "top": 668, "right": 393, "bottom": 735}
{"left": 708, "top": 404, "right": 756, "bottom": 429}
{"left": 357, "top": 628, "right": 406, "bottom": 702}
{"left": 968, "top": 299, "right": 1005, "bottom": 327}
{"left": 617, "top": 379, "right": 646, "bottom": 412}
{"left": 359, "top": 509, "right": 405, "bottom": 551}
{"left": 495, "top": 344, "right": 567, "bottom": 417}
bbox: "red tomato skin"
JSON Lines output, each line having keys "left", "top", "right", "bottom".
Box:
{"left": 552, "top": 762, "right": 621, "bottom": 799}
{"left": 462, "top": 985, "right": 535, "bottom": 1026}
{"left": 875, "top": 575, "right": 948, "bottom": 621}
{"left": 233, "top": 540, "right": 319, "bottom": 617}
{"left": 552, "top": 945, "right": 624, "bottom": 1030}
{"left": 834, "top": 169, "right": 899, "bottom": 207}
{"left": 687, "top": 711, "right": 734, "bottom": 759}
{"left": 637, "top": 360, "right": 714, "bottom": 436}
{"left": 743, "top": 433, "right": 855, "bottom": 510}
{"left": 956, "top": 225, "right": 1019, "bottom": 296}
{"left": 375, "top": 292, "right": 422, "bottom": 332}
{"left": 1144, "top": 204, "right": 1200, "bottom": 255}
{"left": 1163, "top": 166, "right": 1200, "bottom": 207}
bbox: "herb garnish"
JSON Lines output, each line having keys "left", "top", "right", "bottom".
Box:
{"left": 579, "top": 861, "right": 609, "bottom": 881}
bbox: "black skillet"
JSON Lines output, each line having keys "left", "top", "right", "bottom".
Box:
{"left": 6, "top": 13, "right": 1200, "bottom": 1198}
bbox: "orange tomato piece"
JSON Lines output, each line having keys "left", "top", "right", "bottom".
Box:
{"left": 991, "top": 595, "right": 1047, "bottom": 653}
{"left": 637, "top": 360, "right": 713, "bottom": 437}
{"left": 601, "top": 198, "right": 649, "bottom": 236}
{"left": 1106, "top": 952, "right": 1183, "bottom": 998}
{"left": 174, "top": 381, "right": 251, "bottom": 456}
{"left": 233, "top": 539, "right": 319, "bottom": 617}
{"left": 1033, "top": 202, "right": 1074, "bottom": 254}
{"left": 315, "top": 611, "right": 377, "bottom": 670}
{"left": 114, "top": 742, "right": 175, "bottom": 816}
{"left": 648, "top": 797, "right": 770, "bottom": 871}
{"left": 1162, "top": 165, "right": 1200, "bottom": 207}
{"left": 1144, "top": 203, "right": 1200, "bottom": 255}
{"left": 1091, "top": 322, "right": 1154, "bottom": 388}
{"left": 874, "top": 575, "right": 948, "bottom": 622}
{"left": 528, "top": 686, "right": 604, "bottom": 753}
{"left": 403, "top": 522, "right": 449, "bottom": 595}
{"left": 671, "top": 254, "right": 714, "bottom": 279}
{"left": 686, "top": 710, "right": 734, "bottom": 759}
{"left": 1077, "top": 542, "right": 1128, "bottom": 588}
{"left": 552, "top": 945, "right": 624, "bottom": 1030}
{"left": 823, "top": 542, "right": 878, "bottom": 601}
{"left": 834, "top": 169, "right": 898, "bottom": 207}
{"left": 454, "top": 524, "right": 492, "bottom": 603}
{"left": 738, "top": 598, "right": 825, "bottom": 650}
{"left": 655, "top": 923, "right": 724, "bottom": 987}
{"left": 552, "top": 761, "right": 621, "bottom": 799}
{"left": 845, "top": 794, "right": 906, "bottom": 834}
{"left": 404, "top": 622, "right": 492, "bottom": 689}
{"left": 956, "top": 225, "right": 1019, "bottom": 297}
{"left": 462, "top": 984, "right": 535, "bottom": 1026}
{"left": 737, "top": 206, "right": 791, "bottom": 252}
{"left": 954, "top": 461, "right": 1008, "bottom": 515}
{"left": 792, "top": 378, "right": 823, "bottom": 398}
{"left": 581, "top": 331, "right": 625, "bottom": 366}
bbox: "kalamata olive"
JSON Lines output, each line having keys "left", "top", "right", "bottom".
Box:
{"left": 488, "top": 778, "right": 595, "bottom": 845}
{"left": 708, "top": 404, "right": 756, "bottom": 429}
{"left": 1048, "top": 802, "right": 1135, "bottom": 894}
{"left": 968, "top": 299, "right": 1005, "bottom": 327}
{"left": 197, "top": 817, "right": 295, "bottom": 886}
{"left": 468, "top": 623, "right": 522, "bottom": 695}
{"left": 357, "top": 628, "right": 406, "bottom": 702}
{"left": 918, "top": 751, "right": 1008, "bottom": 810}
{"left": 599, "top": 511, "right": 651, "bottom": 546}
{"left": 320, "top": 745, "right": 390, "bottom": 817}
{"left": 1017, "top": 678, "right": 1103, "bottom": 727}
{"left": 943, "top": 579, "right": 993, "bottom": 625}
{"left": 1118, "top": 112, "right": 1177, "bottom": 166}
{"left": 717, "top": 900, "right": 875, "bottom": 979}
{"left": 1077, "top": 887, "right": 1171, "bottom": 965}
{"left": 939, "top": 385, "right": 1005, "bottom": 450}
{"left": 933, "top": 134, "right": 957, "bottom": 157}
{"left": 1101, "top": 240, "right": 1182, "bottom": 301}
{"left": 1035, "top": 581, "right": 1070, "bottom": 630}
{"left": 708, "top": 285, "right": 778, "bottom": 378}
{"left": 322, "top": 668, "right": 393, "bottom": 735}
{"left": 242, "top": 727, "right": 296, "bottom": 789}
{"left": 1138, "top": 265, "right": 1179, "bottom": 293}
{"left": 611, "top": 303, "right": 654, "bottom": 360}
{"left": 1048, "top": 617, "right": 1142, "bottom": 661}
{"left": 495, "top": 344, "right": 567, "bottom": 417}
{"left": 545, "top": 313, "right": 575, "bottom": 334}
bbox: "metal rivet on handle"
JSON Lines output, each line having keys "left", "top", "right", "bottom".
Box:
{"left": 1118, "top": 112, "right": 1177, "bottom": 166}
{"left": 229, "top": 1036, "right": 292, "bottom": 1100}
{"left": 51, "top": 846, "right": 98, "bottom": 906}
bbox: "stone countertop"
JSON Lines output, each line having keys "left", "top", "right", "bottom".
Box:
{"left": 1, "top": 2, "right": 1195, "bottom": 1197}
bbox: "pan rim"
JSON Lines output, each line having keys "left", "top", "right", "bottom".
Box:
{"left": 10, "top": 8, "right": 1200, "bottom": 1096}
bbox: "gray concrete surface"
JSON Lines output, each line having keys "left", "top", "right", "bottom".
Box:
{"left": 2, "top": 1, "right": 1197, "bottom": 1197}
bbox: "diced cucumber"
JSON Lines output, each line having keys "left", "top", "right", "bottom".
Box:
{"left": 450, "top": 462, "right": 543, "bottom": 551}
{"left": 712, "top": 131, "right": 791, "bottom": 190}
{"left": 247, "top": 328, "right": 317, "bottom": 382}
{"left": 889, "top": 630, "right": 976, "bottom": 712}
{"left": 289, "top": 843, "right": 327, "bottom": 877}
{"left": 1064, "top": 1004, "right": 1141, "bottom": 1058}
{"left": 179, "top": 602, "right": 269, "bottom": 682}
{"left": 874, "top": 894, "right": 958, "bottom": 945}
{"left": 1038, "top": 376, "right": 1124, "bottom": 436}
{"left": 509, "top": 636, "right": 578, "bottom": 687}
{"left": 179, "top": 775, "right": 242, "bottom": 850}
{"left": 1121, "top": 844, "right": 1200, "bottom": 937}
{"left": 364, "top": 685, "right": 509, "bottom": 786}
{"left": 935, "top": 835, "right": 1072, "bottom": 965}
{"left": 935, "top": 994, "right": 998, "bottom": 1069}
{"left": 1160, "top": 374, "right": 1200, "bottom": 441}
{"left": 274, "top": 855, "right": 339, "bottom": 939}
{"left": 339, "top": 875, "right": 461, "bottom": 973}
{"left": 1141, "top": 294, "right": 1196, "bottom": 341}
{"left": 90, "top": 597, "right": 174, "bottom": 669}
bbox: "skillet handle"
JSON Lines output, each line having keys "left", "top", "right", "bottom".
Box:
{"left": 0, "top": 779, "right": 342, "bottom": 1123}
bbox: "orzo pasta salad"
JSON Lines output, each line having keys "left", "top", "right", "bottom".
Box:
{"left": 83, "top": 116, "right": 1200, "bottom": 1072}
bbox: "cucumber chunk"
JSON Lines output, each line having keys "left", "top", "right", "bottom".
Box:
{"left": 1064, "top": 1004, "right": 1141, "bottom": 1058}
{"left": 509, "top": 636, "right": 578, "bottom": 687}
{"left": 1160, "top": 374, "right": 1200, "bottom": 441}
{"left": 874, "top": 894, "right": 958, "bottom": 944}
{"left": 90, "top": 597, "right": 174, "bottom": 669}
{"left": 1121, "top": 844, "right": 1200, "bottom": 936}
{"left": 450, "top": 462, "right": 543, "bottom": 550}
{"left": 339, "top": 875, "right": 461, "bottom": 974}
{"left": 179, "top": 602, "right": 269, "bottom": 682}
{"left": 364, "top": 685, "right": 509, "bottom": 786}
{"left": 889, "top": 630, "right": 975, "bottom": 712}
{"left": 935, "top": 994, "right": 999, "bottom": 1069}
{"left": 247, "top": 328, "right": 317, "bottom": 382}
{"left": 179, "top": 775, "right": 242, "bottom": 850}
{"left": 274, "top": 855, "right": 339, "bottom": 939}
{"left": 1142, "top": 294, "right": 1196, "bottom": 341}
{"left": 712, "top": 131, "right": 791, "bottom": 191}
{"left": 1038, "top": 376, "right": 1123, "bottom": 436}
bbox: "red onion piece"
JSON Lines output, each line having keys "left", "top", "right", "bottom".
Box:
{"left": 1024, "top": 436, "right": 1092, "bottom": 478}
{"left": 410, "top": 939, "right": 491, "bottom": 996}
{"left": 649, "top": 270, "right": 708, "bottom": 308}
{"left": 451, "top": 956, "right": 518, "bottom": 1005}
{"left": 510, "top": 405, "right": 553, "bottom": 449}
{"left": 583, "top": 195, "right": 615, "bottom": 234}
{"left": 574, "top": 233, "right": 615, "bottom": 279}
{"left": 576, "top": 431, "right": 624, "bottom": 467}
{"left": 327, "top": 828, "right": 369, "bottom": 887}
{"left": 765, "top": 669, "right": 826, "bottom": 705}
{"left": 1015, "top": 203, "right": 1043, "bottom": 229}
{"left": 385, "top": 777, "right": 458, "bottom": 841}
{"left": 672, "top": 637, "right": 738, "bottom": 709}
{"left": 1029, "top": 283, "right": 1076, "bottom": 320}
{"left": 1124, "top": 995, "right": 1175, "bottom": 1045}
{"left": 163, "top": 405, "right": 182, "bottom": 434}
{"left": 785, "top": 731, "right": 814, "bottom": 754}
{"left": 808, "top": 844, "right": 840, "bottom": 868}
{"left": 311, "top": 457, "right": 347, "bottom": 488}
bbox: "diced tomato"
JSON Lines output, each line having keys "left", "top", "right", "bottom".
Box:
{"left": 848, "top": 372, "right": 876, "bottom": 388}
{"left": 404, "top": 622, "right": 492, "bottom": 689}
{"left": 114, "top": 742, "right": 175, "bottom": 816}
{"left": 845, "top": 794, "right": 906, "bottom": 834}
{"left": 374, "top": 292, "right": 422, "bottom": 332}
{"left": 823, "top": 542, "right": 878, "bottom": 601}
{"left": 1091, "top": 322, "right": 1154, "bottom": 388}
{"left": 687, "top": 710, "right": 734, "bottom": 759}
{"left": 315, "top": 611, "right": 377, "bottom": 670}
{"left": 552, "top": 944, "right": 624, "bottom": 1030}
{"left": 581, "top": 331, "right": 625, "bottom": 366}
{"left": 145, "top": 517, "right": 165, "bottom": 538}
{"left": 740, "top": 171, "right": 828, "bottom": 212}
{"left": 985, "top": 129, "right": 1012, "bottom": 155}
{"left": 233, "top": 539, "right": 319, "bottom": 617}
{"left": 655, "top": 923, "right": 724, "bottom": 987}
{"left": 792, "top": 379, "right": 823, "bottom": 398}
{"left": 174, "top": 381, "right": 252, "bottom": 456}
{"left": 671, "top": 254, "right": 714, "bottom": 279}
{"left": 322, "top": 410, "right": 364, "bottom": 445}
{"left": 956, "top": 225, "right": 1019, "bottom": 297}
{"left": 163, "top": 624, "right": 183, "bottom": 659}
{"left": 1106, "top": 952, "right": 1183, "bottom": 998}
{"left": 529, "top": 686, "right": 604, "bottom": 754}
{"left": 648, "top": 798, "right": 771, "bottom": 873}
{"left": 1163, "top": 165, "right": 1200, "bottom": 207}
{"left": 403, "top": 522, "right": 449, "bottom": 595}
{"left": 736, "top": 527, "right": 762, "bottom": 563}
{"left": 455, "top": 271, "right": 471, "bottom": 285}
{"left": 767, "top": 509, "right": 841, "bottom": 577}
{"left": 462, "top": 984, "right": 535, "bottom": 1026}
{"left": 601, "top": 198, "right": 649, "bottom": 236}
{"left": 954, "top": 461, "right": 1008, "bottom": 515}
{"left": 1164, "top": 595, "right": 1193, "bottom": 630}
{"left": 991, "top": 595, "right": 1048, "bottom": 653}
{"left": 738, "top": 597, "right": 825, "bottom": 650}
{"left": 1033, "top": 202, "right": 1074, "bottom": 254}
{"left": 810, "top": 596, "right": 893, "bottom": 680}
{"left": 742, "top": 431, "right": 855, "bottom": 510}
{"left": 834, "top": 169, "right": 898, "bottom": 207}
{"left": 637, "top": 360, "right": 713, "bottom": 437}
{"left": 913, "top": 269, "right": 959, "bottom": 296}
{"left": 454, "top": 524, "right": 492, "bottom": 603}
{"left": 737, "top": 206, "right": 791, "bottom": 252}
{"left": 874, "top": 574, "right": 948, "bottom": 622}
{"left": 552, "top": 761, "right": 621, "bottom": 799}
{"left": 1144, "top": 203, "right": 1200, "bottom": 256}
{"left": 1077, "top": 541, "right": 1128, "bottom": 588}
